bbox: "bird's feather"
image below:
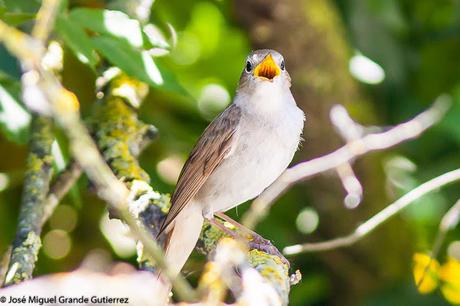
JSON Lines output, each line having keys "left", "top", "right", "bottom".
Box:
{"left": 158, "top": 103, "right": 241, "bottom": 236}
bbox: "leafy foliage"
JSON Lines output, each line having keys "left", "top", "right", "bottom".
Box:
{"left": 0, "top": 75, "right": 30, "bottom": 143}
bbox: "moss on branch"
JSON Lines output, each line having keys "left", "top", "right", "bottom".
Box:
{"left": 4, "top": 116, "right": 54, "bottom": 286}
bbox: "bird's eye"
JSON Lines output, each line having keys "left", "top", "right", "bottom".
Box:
{"left": 245, "top": 61, "right": 252, "bottom": 72}
{"left": 280, "top": 60, "right": 285, "bottom": 71}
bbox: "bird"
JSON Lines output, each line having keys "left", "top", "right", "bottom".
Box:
{"left": 158, "top": 49, "right": 305, "bottom": 281}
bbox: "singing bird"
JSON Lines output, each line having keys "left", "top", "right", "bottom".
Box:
{"left": 158, "top": 49, "right": 305, "bottom": 278}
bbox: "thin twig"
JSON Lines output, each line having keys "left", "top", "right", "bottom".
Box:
{"left": 331, "top": 105, "right": 364, "bottom": 208}
{"left": 42, "top": 160, "right": 82, "bottom": 225}
{"left": 242, "top": 97, "right": 451, "bottom": 229}
{"left": 336, "top": 163, "right": 362, "bottom": 209}
{"left": 431, "top": 197, "right": 460, "bottom": 258}
{"left": 283, "top": 168, "right": 460, "bottom": 255}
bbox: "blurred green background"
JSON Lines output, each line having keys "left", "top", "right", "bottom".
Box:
{"left": 1, "top": 0, "right": 460, "bottom": 305}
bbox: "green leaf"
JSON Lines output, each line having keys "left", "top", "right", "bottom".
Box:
{"left": 2, "top": 0, "right": 40, "bottom": 14}
{"left": 69, "top": 8, "right": 144, "bottom": 49}
{"left": 0, "top": 78, "right": 31, "bottom": 143}
{"left": 91, "top": 36, "right": 186, "bottom": 94}
{"left": 0, "top": 11, "right": 35, "bottom": 26}
{"left": 55, "top": 16, "right": 98, "bottom": 69}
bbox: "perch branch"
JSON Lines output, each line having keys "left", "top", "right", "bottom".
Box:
{"left": 199, "top": 238, "right": 286, "bottom": 306}
{"left": 4, "top": 116, "right": 54, "bottom": 286}
{"left": 283, "top": 168, "right": 460, "bottom": 255}
{"left": 198, "top": 218, "right": 290, "bottom": 304}
{"left": 242, "top": 96, "right": 451, "bottom": 229}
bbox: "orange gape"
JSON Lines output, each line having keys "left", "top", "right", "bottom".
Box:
{"left": 254, "top": 54, "right": 281, "bottom": 80}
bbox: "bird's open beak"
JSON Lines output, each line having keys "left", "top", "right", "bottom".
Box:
{"left": 253, "top": 54, "right": 281, "bottom": 81}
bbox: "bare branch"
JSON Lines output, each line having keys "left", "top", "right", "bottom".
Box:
{"left": 330, "top": 105, "right": 364, "bottom": 208}
{"left": 242, "top": 96, "right": 451, "bottom": 229}
{"left": 336, "top": 163, "right": 362, "bottom": 209}
{"left": 42, "top": 161, "right": 82, "bottom": 225}
{"left": 283, "top": 168, "right": 460, "bottom": 255}
{"left": 439, "top": 198, "right": 460, "bottom": 232}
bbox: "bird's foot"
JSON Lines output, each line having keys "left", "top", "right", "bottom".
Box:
{"left": 207, "top": 216, "right": 240, "bottom": 240}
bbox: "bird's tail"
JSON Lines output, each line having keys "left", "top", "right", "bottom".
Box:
{"left": 155, "top": 202, "right": 204, "bottom": 304}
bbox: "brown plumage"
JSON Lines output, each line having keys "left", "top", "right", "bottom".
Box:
{"left": 158, "top": 103, "right": 241, "bottom": 236}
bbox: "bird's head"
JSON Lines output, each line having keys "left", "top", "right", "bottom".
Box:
{"left": 238, "top": 49, "right": 291, "bottom": 93}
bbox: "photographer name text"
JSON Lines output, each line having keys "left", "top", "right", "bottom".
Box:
{"left": 0, "top": 295, "right": 129, "bottom": 305}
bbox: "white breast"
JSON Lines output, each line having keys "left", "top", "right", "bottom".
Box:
{"left": 196, "top": 86, "right": 304, "bottom": 217}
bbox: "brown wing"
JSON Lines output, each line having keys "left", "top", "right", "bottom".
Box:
{"left": 158, "top": 104, "right": 241, "bottom": 236}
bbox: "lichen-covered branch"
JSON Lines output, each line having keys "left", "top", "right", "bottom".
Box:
{"left": 90, "top": 75, "right": 155, "bottom": 183}
{"left": 198, "top": 238, "right": 288, "bottom": 306}
{"left": 199, "top": 220, "right": 291, "bottom": 304}
{"left": 3, "top": 116, "right": 54, "bottom": 286}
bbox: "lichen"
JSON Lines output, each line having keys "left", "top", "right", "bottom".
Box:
{"left": 197, "top": 223, "right": 226, "bottom": 254}
{"left": 90, "top": 95, "right": 151, "bottom": 183}
{"left": 5, "top": 116, "right": 53, "bottom": 286}
{"left": 248, "top": 249, "right": 290, "bottom": 304}
{"left": 7, "top": 220, "right": 43, "bottom": 284}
